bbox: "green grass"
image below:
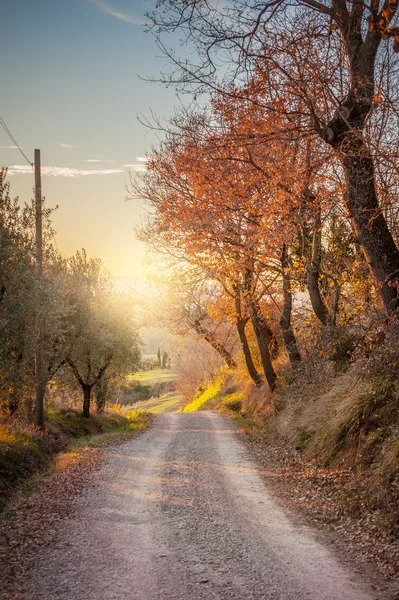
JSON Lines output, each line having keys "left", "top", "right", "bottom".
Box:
{"left": 230, "top": 411, "right": 265, "bottom": 433}
{"left": 0, "top": 423, "right": 48, "bottom": 503}
{"left": 0, "top": 409, "right": 153, "bottom": 509}
{"left": 125, "top": 392, "right": 184, "bottom": 414}
{"left": 128, "top": 369, "right": 178, "bottom": 385}
{"left": 47, "top": 408, "right": 129, "bottom": 438}
{"left": 53, "top": 410, "right": 153, "bottom": 471}
{"left": 182, "top": 378, "right": 223, "bottom": 412}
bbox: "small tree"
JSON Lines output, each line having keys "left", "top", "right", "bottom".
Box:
{"left": 157, "top": 347, "right": 162, "bottom": 368}
{"left": 62, "top": 250, "right": 141, "bottom": 417}
{"left": 162, "top": 351, "right": 169, "bottom": 369}
{"left": 0, "top": 169, "right": 70, "bottom": 419}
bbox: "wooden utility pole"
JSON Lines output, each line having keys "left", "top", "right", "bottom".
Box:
{"left": 34, "top": 149, "right": 45, "bottom": 428}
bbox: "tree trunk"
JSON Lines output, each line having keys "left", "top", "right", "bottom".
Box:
{"left": 83, "top": 385, "right": 91, "bottom": 418}
{"left": 320, "top": 28, "right": 399, "bottom": 315}
{"left": 68, "top": 357, "right": 112, "bottom": 419}
{"left": 234, "top": 292, "right": 263, "bottom": 387}
{"left": 280, "top": 245, "right": 301, "bottom": 366}
{"left": 306, "top": 209, "right": 330, "bottom": 326}
{"left": 341, "top": 144, "right": 399, "bottom": 314}
{"left": 95, "top": 376, "right": 108, "bottom": 413}
{"left": 236, "top": 317, "right": 263, "bottom": 387}
{"left": 193, "top": 319, "right": 237, "bottom": 369}
{"left": 0, "top": 180, "right": 6, "bottom": 304}
{"left": 8, "top": 351, "right": 24, "bottom": 415}
{"left": 246, "top": 297, "right": 277, "bottom": 391}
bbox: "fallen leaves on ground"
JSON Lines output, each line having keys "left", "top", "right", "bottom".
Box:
{"left": 240, "top": 430, "right": 399, "bottom": 595}
{"left": 0, "top": 430, "right": 142, "bottom": 600}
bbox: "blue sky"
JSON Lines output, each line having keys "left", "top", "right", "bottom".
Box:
{"left": 1, "top": 0, "right": 181, "bottom": 278}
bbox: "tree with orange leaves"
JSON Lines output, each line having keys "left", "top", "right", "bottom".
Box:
{"left": 133, "top": 107, "right": 303, "bottom": 390}
{"left": 148, "top": 0, "right": 399, "bottom": 315}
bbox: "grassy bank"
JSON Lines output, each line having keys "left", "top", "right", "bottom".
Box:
{"left": 132, "top": 391, "right": 184, "bottom": 413}
{"left": 214, "top": 324, "right": 399, "bottom": 542}
{"left": 181, "top": 371, "right": 246, "bottom": 413}
{"left": 128, "top": 369, "right": 177, "bottom": 385}
{"left": 183, "top": 322, "right": 399, "bottom": 543}
{"left": 182, "top": 377, "right": 224, "bottom": 412}
{"left": 182, "top": 343, "right": 399, "bottom": 581}
{"left": 0, "top": 408, "right": 152, "bottom": 511}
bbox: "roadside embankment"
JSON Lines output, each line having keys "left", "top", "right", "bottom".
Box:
{"left": 0, "top": 409, "right": 153, "bottom": 600}
{"left": 219, "top": 328, "right": 399, "bottom": 584}
{"left": 0, "top": 409, "right": 152, "bottom": 512}
{"left": 180, "top": 321, "right": 399, "bottom": 585}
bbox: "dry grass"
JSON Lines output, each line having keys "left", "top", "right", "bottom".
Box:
{"left": 0, "top": 409, "right": 153, "bottom": 511}
{"left": 234, "top": 319, "right": 399, "bottom": 540}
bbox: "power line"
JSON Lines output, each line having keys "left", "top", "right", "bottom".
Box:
{"left": 0, "top": 122, "right": 58, "bottom": 251}
{"left": 0, "top": 115, "right": 33, "bottom": 169}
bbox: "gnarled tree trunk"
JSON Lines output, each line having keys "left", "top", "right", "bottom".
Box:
{"left": 341, "top": 144, "right": 399, "bottom": 314}
{"left": 234, "top": 293, "right": 263, "bottom": 387}
{"left": 246, "top": 296, "right": 277, "bottom": 391}
{"left": 83, "top": 385, "right": 91, "bottom": 419}
{"left": 321, "top": 18, "right": 399, "bottom": 314}
{"left": 280, "top": 245, "right": 301, "bottom": 366}
{"left": 68, "top": 357, "right": 112, "bottom": 418}
{"left": 305, "top": 208, "right": 331, "bottom": 326}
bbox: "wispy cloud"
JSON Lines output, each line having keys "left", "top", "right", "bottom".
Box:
{"left": 89, "top": 0, "right": 146, "bottom": 26}
{"left": 60, "top": 143, "right": 77, "bottom": 149}
{"left": 136, "top": 157, "right": 147, "bottom": 162}
{"left": 85, "top": 158, "right": 118, "bottom": 163}
{"left": 0, "top": 145, "right": 22, "bottom": 149}
{"left": 122, "top": 163, "right": 146, "bottom": 171}
{"left": 8, "top": 165, "right": 124, "bottom": 177}
{"left": 8, "top": 164, "right": 146, "bottom": 177}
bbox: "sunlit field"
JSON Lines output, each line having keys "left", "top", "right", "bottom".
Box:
{"left": 129, "top": 392, "right": 184, "bottom": 413}
{"left": 128, "top": 370, "right": 178, "bottom": 385}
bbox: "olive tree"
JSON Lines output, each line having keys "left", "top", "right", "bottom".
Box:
{"left": 62, "top": 250, "right": 141, "bottom": 417}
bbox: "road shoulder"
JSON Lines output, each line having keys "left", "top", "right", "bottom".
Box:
{"left": 235, "top": 421, "right": 399, "bottom": 598}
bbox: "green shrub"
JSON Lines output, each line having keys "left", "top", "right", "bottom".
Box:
{"left": 0, "top": 423, "right": 48, "bottom": 507}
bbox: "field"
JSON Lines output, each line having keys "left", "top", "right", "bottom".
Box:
{"left": 126, "top": 370, "right": 183, "bottom": 413}
{"left": 132, "top": 391, "right": 184, "bottom": 413}
{"left": 128, "top": 369, "right": 178, "bottom": 385}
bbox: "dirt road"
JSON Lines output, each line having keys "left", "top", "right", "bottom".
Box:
{"left": 25, "top": 412, "right": 379, "bottom": 600}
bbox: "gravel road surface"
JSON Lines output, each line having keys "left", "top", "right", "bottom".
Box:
{"left": 25, "top": 412, "right": 378, "bottom": 600}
